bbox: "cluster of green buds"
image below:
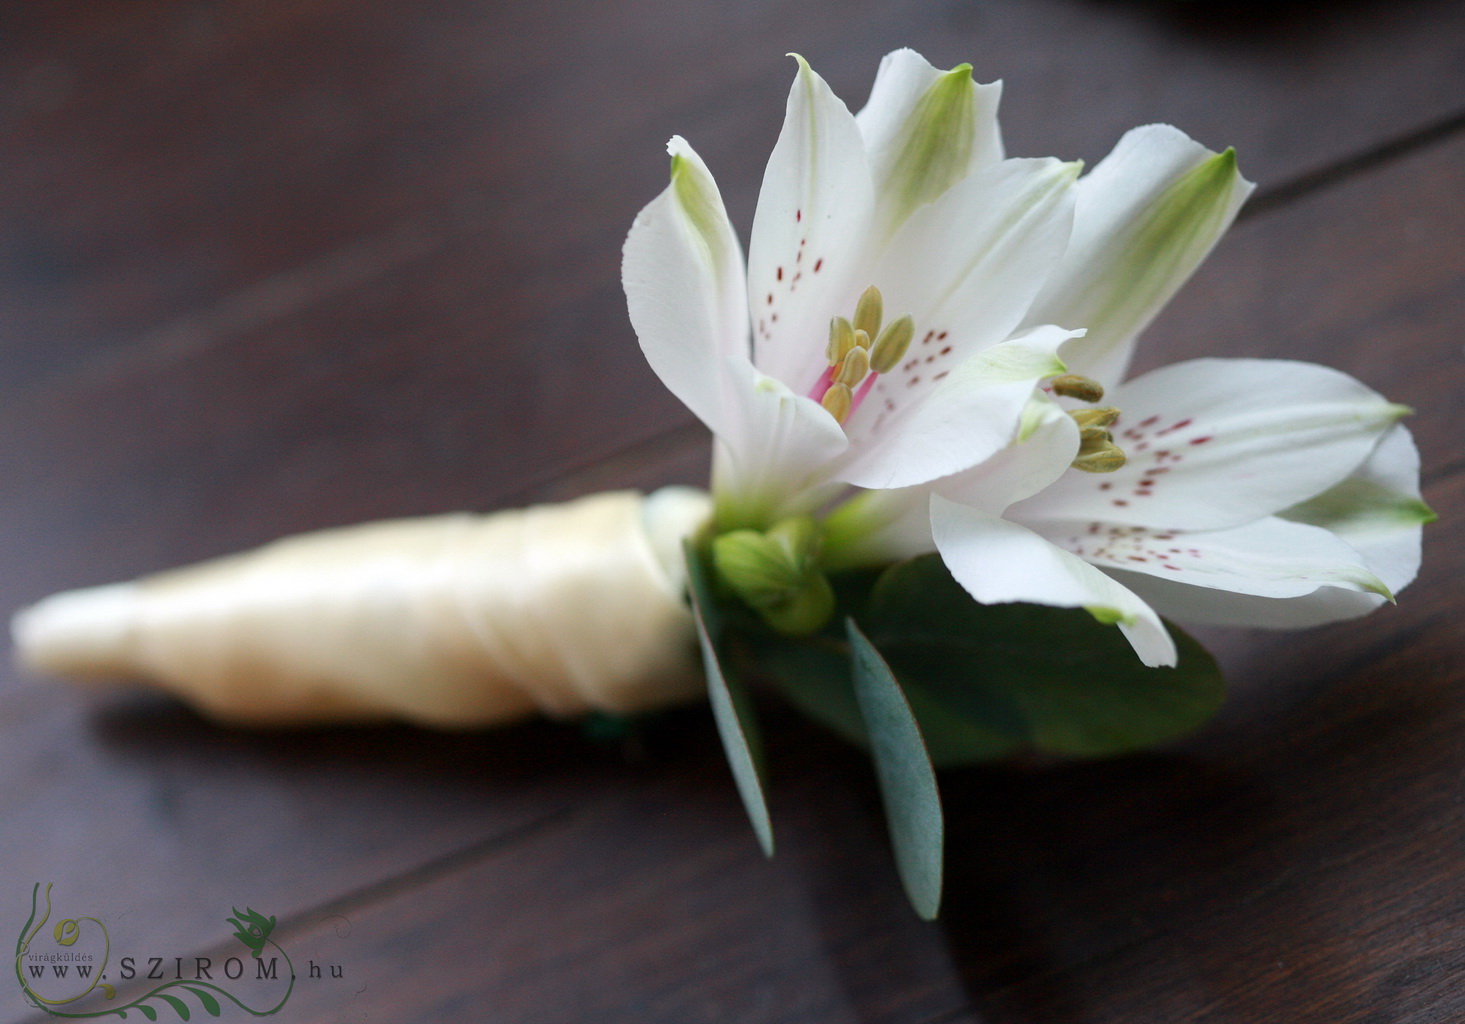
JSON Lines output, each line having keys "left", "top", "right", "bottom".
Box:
{"left": 711, "top": 516, "right": 834, "bottom": 636}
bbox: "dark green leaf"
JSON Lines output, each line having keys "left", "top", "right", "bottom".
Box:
{"left": 866, "top": 555, "right": 1226, "bottom": 759}
{"left": 847, "top": 618, "right": 944, "bottom": 920}
{"left": 184, "top": 987, "right": 222, "bottom": 1017}
{"left": 684, "top": 542, "right": 774, "bottom": 856}
{"left": 138, "top": 1005, "right": 159, "bottom": 1022}
{"left": 900, "top": 682, "right": 1023, "bottom": 766}
{"left": 157, "top": 992, "right": 190, "bottom": 1020}
{"left": 753, "top": 639, "right": 866, "bottom": 747}
{"left": 754, "top": 636, "right": 1020, "bottom": 767}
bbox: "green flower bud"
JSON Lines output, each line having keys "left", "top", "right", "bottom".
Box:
{"left": 710, "top": 517, "right": 835, "bottom": 636}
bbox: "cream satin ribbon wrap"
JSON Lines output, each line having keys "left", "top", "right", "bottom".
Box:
{"left": 11, "top": 488, "right": 713, "bottom": 727}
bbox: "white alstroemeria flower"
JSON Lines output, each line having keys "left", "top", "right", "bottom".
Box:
{"left": 624, "top": 51, "right": 1084, "bottom": 531}
{"left": 831, "top": 128, "right": 1427, "bottom": 667}
{"left": 928, "top": 365, "right": 1421, "bottom": 667}
{"left": 625, "top": 49, "right": 1427, "bottom": 662}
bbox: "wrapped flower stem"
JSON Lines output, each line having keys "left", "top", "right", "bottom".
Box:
{"left": 14, "top": 489, "right": 712, "bottom": 727}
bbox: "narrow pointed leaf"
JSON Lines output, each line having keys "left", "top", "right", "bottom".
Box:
{"left": 846, "top": 617, "right": 944, "bottom": 919}
{"left": 185, "top": 987, "right": 223, "bottom": 1017}
{"left": 157, "top": 994, "right": 191, "bottom": 1020}
{"left": 751, "top": 629, "right": 1021, "bottom": 768}
{"left": 684, "top": 542, "right": 774, "bottom": 856}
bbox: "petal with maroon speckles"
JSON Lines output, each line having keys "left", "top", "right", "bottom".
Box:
{"left": 1107, "top": 567, "right": 1390, "bottom": 630}
{"left": 746, "top": 56, "right": 876, "bottom": 393}
{"left": 931, "top": 497, "right": 1177, "bottom": 667}
{"left": 1030, "top": 516, "right": 1389, "bottom": 601}
{"left": 838, "top": 327, "right": 1074, "bottom": 490}
{"left": 871, "top": 157, "right": 1078, "bottom": 395}
{"left": 1010, "top": 358, "right": 1410, "bottom": 531}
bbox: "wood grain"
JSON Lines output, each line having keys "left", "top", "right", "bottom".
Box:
{"left": 0, "top": 0, "right": 1462, "bottom": 1021}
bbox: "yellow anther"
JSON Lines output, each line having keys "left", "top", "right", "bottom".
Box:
{"left": 852, "top": 328, "right": 871, "bottom": 352}
{"left": 869, "top": 314, "right": 915, "bottom": 374}
{"left": 853, "top": 285, "right": 883, "bottom": 340}
{"left": 821, "top": 382, "right": 853, "bottom": 423}
{"left": 1070, "top": 406, "right": 1121, "bottom": 429}
{"left": 1067, "top": 403, "right": 1126, "bottom": 472}
{"left": 835, "top": 346, "right": 870, "bottom": 388}
{"left": 827, "top": 317, "right": 855, "bottom": 366}
{"left": 1072, "top": 445, "right": 1127, "bottom": 473}
{"left": 1051, "top": 374, "right": 1105, "bottom": 403}
{"left": 1077, "top": 426, "right": 1118, "bottom": 455}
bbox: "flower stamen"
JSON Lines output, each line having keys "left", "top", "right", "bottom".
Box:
{"left": 835, "top": 345, "right": 870, "bottom": 387}
{"left": 853, "top": 285, "right": 883, "bottom": 340}
{"left": 821, "top": 382, "right": 853, "bottom": 422}
{"left": 1051, "top": 374, "right": 1106, "bottom": 403}
{"left": 812, "top": 286, "right": 915, "bottom": 425}
{"left": 1066, "top": 403, "right": 1127, "bottom": 473}
{"left": 827, "top": 317, "right": 855, "bottom": 365}
{"left": 869, "top": 314, "right": 915, "bottom": 374}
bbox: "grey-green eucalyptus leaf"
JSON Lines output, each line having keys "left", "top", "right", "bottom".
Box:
{"left": 847, "top": 618, "right": 944, "bottom": 920}
{"left": 684, "top": 542, "right": 774, "bottom": 856}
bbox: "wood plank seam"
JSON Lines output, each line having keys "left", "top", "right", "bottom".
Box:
{"left": 1241, "top": 106, "right": 1465, "bottom": 223}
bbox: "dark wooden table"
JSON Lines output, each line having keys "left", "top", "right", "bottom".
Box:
{"left": 2, "top": 2, "right": 1462, "bottom": 1021}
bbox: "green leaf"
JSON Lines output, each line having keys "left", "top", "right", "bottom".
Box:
{"left": 900, "top": 683, "right": 1024, "bottom": 766}
{"left": 753, "top": 635, "right": 1020, "bottom": 768}
{"left": 185, "top": 987, "right": 222, "bottom": 1017}
{"left": 846, "top": 619, "right": 944, "bottom": 920}
{"left": 754, "top": 639, "right": 866, "bottom": 747}
{"left": 866, "top": 556, "right": 1225, "bottom": 759}
{"left": 157, "top": 992, "right": 190, "bottom": 1019}
{"left": 684, "top": 542, "right": 774, "bottom": 856}
{"left": 138, "top": 1005, "right": 159, "bottom": 1022}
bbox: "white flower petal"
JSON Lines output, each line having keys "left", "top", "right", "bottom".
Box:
{"left": 1020, "top": 124, "right": 1253, "bottom": 387}
{"left": 1280, "top": 424, "right": 1431, "bottom": 595}
{"left": 854, "top": 49, "right": 1003, "bottom": 237}
{"left": 623, "top": 137, "right": 749, "bottom": 436}
{"left": 747, "top": 56, "right": 877, "bottom": 394}
{"left": 1033, "top": 515, "right": 1390, "bottom": 601}
{"left": 710, "top": 358, "right": 850, "bottom": 528}
{"left": 933, "top": 395, "right": 1081, "bottom": 515}
{"left": 1012, "top": 358, "right": 1410, "bottom": 531}
{"left": 1079, "top": 429, "right": 1430, "bottom": 629}
{"left": 931, "top": 495, "right": 1177, "bottom": 667}
{"left": 840, "top": 326, "right": 1077, "bottom": 490}
{"left": 871, "top": 156, "right": 1078, "bottom": 383}
{"left": 1104, "top": 569, "right": 1388, "bottom": 630}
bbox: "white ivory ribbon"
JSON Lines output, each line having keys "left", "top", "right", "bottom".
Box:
{"left": 11, "top": 488, "right": 712, "bottom": 727}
